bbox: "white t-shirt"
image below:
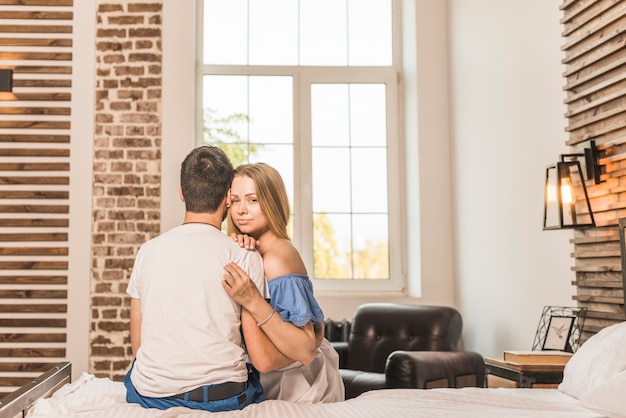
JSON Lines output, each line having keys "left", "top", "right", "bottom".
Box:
{"left": 126, "top": 223, "right": 266, "bottom": 397}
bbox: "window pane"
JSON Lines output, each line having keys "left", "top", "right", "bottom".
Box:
{"left": 203, "top": 0, "right": 393, "bottom": 67}
{"left": 352, "top": 214, "right": 389, "bottom": 279}
{"left": 348, "top": 0, "right": 392, "bottom": 66}
{"left": 311, "top": 84, "right": 350, "bottom": 147}
{"left": 249, "top": 0, "right": 298, "bottom": 65}
{"left": 300, "top": 0, "right": 347, "bottom": 66}
{"left": 200, "top": 0, "right": 400, "bottom": 287}
{"left": 350, "top": 84, "right": 387, "bottom": 146}
{"left": 249, "top": 76, "right": 293, "bottom": 144}
{"left": 314, "top": 213, "right": 352, "bottom": 279}
{"left": 312, "top": 148, "right": 351, "bottom": 213}
{"left": 351, "top": 148, "right": 388, "bottom": 213}
{"left": 203, "top": 0, "right": 247, "bottom": 65}
{"left": 202, "top": 75, "right": 248, "bottom": 144}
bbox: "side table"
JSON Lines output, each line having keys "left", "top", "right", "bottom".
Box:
{"left": 484, "top": 357, "right": 566, "bottom": 388}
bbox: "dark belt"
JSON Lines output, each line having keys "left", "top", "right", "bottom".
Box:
{"left": 173, "top": 381, "right": 246, "bottom": 402}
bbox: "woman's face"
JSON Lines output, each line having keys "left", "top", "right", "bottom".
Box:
{"left": 230, "top": 174, "right": 267, "bottom": 237}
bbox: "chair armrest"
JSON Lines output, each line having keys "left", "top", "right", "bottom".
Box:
{"left": 330, "top": 341, "right": 349, "bottom": 368}
{"left": 385, "top": 350, "right": 486, "bottom": 389}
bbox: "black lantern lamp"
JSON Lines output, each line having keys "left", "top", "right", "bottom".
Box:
{"left": 0, "top": 69, "right": 12, "bottom": 92}
{"left": 543, "top": 140, "right": 603, "bottom": 230}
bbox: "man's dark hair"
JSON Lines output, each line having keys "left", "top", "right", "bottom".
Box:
{"left": 180, "top": 145, "right": 234, "bottom": 213}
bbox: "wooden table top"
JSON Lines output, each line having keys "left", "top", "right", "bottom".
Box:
{"left": 485, "top": 357, "right": 567, "bottom": 372}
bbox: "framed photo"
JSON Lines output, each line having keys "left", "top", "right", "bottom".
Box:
{"left": 532, "top": 306, "right": 586, "bottom": 353}
{"left": 543, "top": 315, "right": 575, "bottom": 351}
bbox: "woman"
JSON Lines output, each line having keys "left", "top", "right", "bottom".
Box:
{"left": 221, "top": 163, "right": 344, "bottom": 403}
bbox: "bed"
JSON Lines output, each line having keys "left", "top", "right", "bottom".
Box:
{"left": 5, "top": 321, "right": 626, "bottom": 418}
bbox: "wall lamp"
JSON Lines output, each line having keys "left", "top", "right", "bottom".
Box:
{"left": 0, "top": 69, "right": 13, "bottom": 92}
{"left": 543, "top": 140, "right": 603, "bottom": 230}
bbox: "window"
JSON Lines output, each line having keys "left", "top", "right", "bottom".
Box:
{"left": 197, "top": 0, "right": 404, "bottom": 293}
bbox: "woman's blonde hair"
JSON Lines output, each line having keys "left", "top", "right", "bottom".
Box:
{"left": 227, "top": 163, "right": 290, "bottom": 240}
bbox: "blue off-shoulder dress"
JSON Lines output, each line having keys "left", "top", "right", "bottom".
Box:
{"left": 259, "top": 274, "right": 345, "bottom": 403}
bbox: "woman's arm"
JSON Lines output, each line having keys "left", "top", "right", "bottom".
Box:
{"left": 223, "top": 262, "right": 318, "bottom": 365}
{"left": 241, "top": 308, "right": 294, "bottom": 372}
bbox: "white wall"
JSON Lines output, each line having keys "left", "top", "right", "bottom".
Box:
{"left": 448, "top": 0, "right": 575, "bottom": 357}
{"left": 161, "top": 0, "right": 576, "bottom": 357}
{"left": 66, "top": 0, "right": 95, "bottom": 380}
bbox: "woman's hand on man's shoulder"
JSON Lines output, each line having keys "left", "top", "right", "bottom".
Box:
{"left": 231, "top": 233, "right": 258, "bottom": 250}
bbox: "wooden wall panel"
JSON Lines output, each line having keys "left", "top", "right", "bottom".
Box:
{"left": 0, "top": 0, "right": 72, "bottom": 397}
{"left": 561, "top": 0, "right": 626, "bottom": 343}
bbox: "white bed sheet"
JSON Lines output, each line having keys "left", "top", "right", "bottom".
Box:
{"left": 26, "top": 373, "right": 606, "bottom": 418}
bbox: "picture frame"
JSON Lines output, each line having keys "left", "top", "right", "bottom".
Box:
{"left": 542, "top": 315, "right": 575, "bottom": 351}
{"left": 532, "top": 306, "right": 586, "bottom": 353}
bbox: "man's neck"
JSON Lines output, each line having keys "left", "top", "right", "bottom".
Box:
{"left": 182, "top": 212, "right": 222, "bottom": 230}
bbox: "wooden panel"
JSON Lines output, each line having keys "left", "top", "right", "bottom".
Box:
{"left": 0, "top": 177, "right": 69, "bottom": 185}
{"left": 13, "top": 80, "right": 71, "bottom": 89}
{"left": 0, "top": 163, "right": 70, "bottom": 171}
{"left": 0, "top": 107, "right": 71, "bottom": 115}
{"left": 0, "top": 204, "right": 69, "bottom": 213}
{"left": 0, "top": 247, "right": 68, "bottom": 256}
{"left": 0, "top": 38, "right": 72, "bottom": 47}
{"left": 0, "top": 363, "right": 57, "bottom": 372}
{"left": 0, "top": 25, "right": 72, "bottom": 34}
{"left": 0, "top": 0, "right": 73, "bottom": 5}
{"left": 0, "top": 135, "right": 69, "bottom": 143}
{"left": 0, "top": 191, "right": 69, "bottom": 198}
{"left": 0, "top": 0, "right": 73, "bottom": 395}
{"left": 0, "top": 348, "right": 66, "bottom": 357}
{"left": 0, "top": 290, "right": 67, "bottom": 298}
{"left": 0, "top": 219, "right": 68, "bottom": 227}
{"left": 12, "top": 66, "right": 72, "bottom": 74}
{"left": 561, "top": 0, "right": 626, "bottom": 342}
{"left": 8, "top": 92, "right": 71, "bottom": 101}
{"left": 0, "top": 304, "right": 66, "bottom": 313}
{"left": 0, "top": 233, "right": 68, "bottom": 241}
{"left": 0, "top": 121, "right": 70, "bottom": 129}
{"left": 0, "top": 52, "right": 72, "bottom": 60}
{"left": 0, "top": 11, "right": 73, "bottom": 20}
{"left": 0, "top": 149, "right": 69, "bottom": 156}
{"left": 0, "top": 275, "right": 67, "bottom": 285}
{"left": 0, "top": 261, "right": 68, "bottom": 269}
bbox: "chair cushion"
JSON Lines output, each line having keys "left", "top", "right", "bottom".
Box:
{"left": 339, "top": 369, "right": 386, "bottom": 399}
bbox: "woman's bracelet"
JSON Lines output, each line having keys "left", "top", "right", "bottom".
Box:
{"left": 257, "top": 309, "right": 276, "bottom": 327}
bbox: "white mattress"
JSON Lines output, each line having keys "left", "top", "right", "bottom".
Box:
{"left": 26, "top": 373, "right": 605, "bottom": 418}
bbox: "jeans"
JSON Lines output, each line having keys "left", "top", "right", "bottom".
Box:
{"left": 124, "top": 362, "right": 265, "bottom": 412}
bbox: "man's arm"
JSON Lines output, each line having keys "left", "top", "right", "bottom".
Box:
{"left": 130, "top": 298, "right": 142, "bottom": 357}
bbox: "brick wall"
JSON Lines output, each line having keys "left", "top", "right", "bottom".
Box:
{"left": 92, "top": 0, "right": 163, "bottom": 381}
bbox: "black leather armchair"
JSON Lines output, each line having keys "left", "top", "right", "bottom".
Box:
{"left": 331, "top": 303, "right": 485, "bottom": 399}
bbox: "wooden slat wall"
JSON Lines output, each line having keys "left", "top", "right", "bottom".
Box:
{"left": 0, "top": 0, "right": 72, "bottom": 397}
{"left": 561, "top": 0, "right": 626, "bottom": 342}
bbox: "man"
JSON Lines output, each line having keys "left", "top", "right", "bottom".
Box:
{"left": 124, "top": 145, "right": 266, "bottom": 412}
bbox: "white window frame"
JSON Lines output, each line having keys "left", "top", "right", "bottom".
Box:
{"left": 196, "top": 0, "right": 406, "bottom": 295}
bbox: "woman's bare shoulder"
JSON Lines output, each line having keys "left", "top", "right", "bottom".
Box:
{"left": 263, "top": 240, "right": 307, "bottom": 280}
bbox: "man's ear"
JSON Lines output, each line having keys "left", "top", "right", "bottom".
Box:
{"left": 226, "top": 189, "right": 231, "bottom": 208}
{"left": 178, "top": 186, "right": 184, "bottom": 202}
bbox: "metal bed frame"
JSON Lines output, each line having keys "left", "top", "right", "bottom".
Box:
{"left": 0, "top": 362, "right": 71, "bottom": 418}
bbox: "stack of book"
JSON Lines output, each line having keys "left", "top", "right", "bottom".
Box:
{"left": 502, "top": 350, "right": 573, "bottom": 365}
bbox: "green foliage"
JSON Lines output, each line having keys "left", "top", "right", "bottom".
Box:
{"left": 201, "top": 108, "right": 261, "bottom": 167}
{"left": 352, "top": 240, "right": 389, "bottom": 279}
{"left": 313, "top": 213, "right": 348, "bottom": 279}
